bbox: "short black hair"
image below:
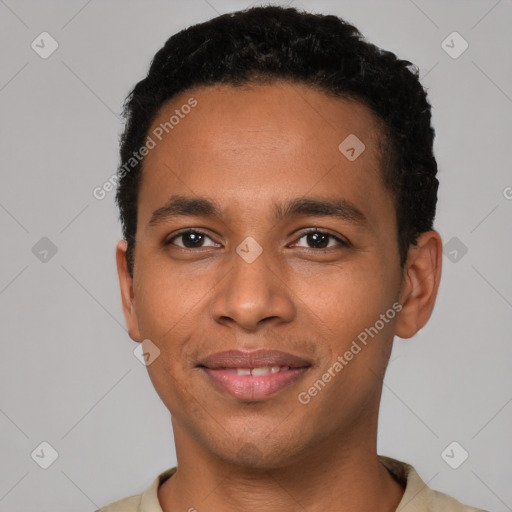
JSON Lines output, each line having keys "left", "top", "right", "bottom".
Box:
{"left": 116, "top": 6, "right": 438, "bottom": 276}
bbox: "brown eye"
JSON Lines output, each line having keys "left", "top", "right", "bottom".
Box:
{"left": 294, "top": 230, "right": 348, "bottom": 249}
{"left": 166, "top": 230, "right": 219, "bottom": 249}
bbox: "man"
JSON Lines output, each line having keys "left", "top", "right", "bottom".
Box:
{"left": 98, "top": 6, "right": 486, "bottom": 512}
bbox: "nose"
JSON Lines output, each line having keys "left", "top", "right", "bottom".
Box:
{"left": 209, "top": 244, "right": 295, "bottom": 331}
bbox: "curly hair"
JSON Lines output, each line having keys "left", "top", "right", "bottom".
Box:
{"left": 116, "top": 6, "right": 438, "bottom": 276}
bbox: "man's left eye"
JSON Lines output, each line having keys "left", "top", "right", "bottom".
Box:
{"left": 293, "top": 230, "right": 348, "bottom": 249}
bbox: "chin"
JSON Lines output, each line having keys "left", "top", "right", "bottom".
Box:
{"left": 212, "top": 434, "right": 303, "bottom": 470}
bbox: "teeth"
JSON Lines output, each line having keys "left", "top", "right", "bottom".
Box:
{"left": 235, "top": 366, "right": 290, "bottom": 376}
{"left": 251, "top": 366, "right": 271, "bottom": 376}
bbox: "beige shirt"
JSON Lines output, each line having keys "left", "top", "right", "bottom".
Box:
{"left": 96, "top": 455, "right": 488, "bottom": 511}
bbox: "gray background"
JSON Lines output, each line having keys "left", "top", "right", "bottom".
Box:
{"left": 0, "top": 0, "right": 511, "bottom": 510}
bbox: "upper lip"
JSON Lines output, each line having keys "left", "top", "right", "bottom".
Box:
{"left": 198, "top": 349, "right": 311, "bottom": 369}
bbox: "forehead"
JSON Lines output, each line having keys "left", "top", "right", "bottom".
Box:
{"left": 149, "top": 81, "right": 384, "bottom": 155}
{"left": 138, "top": 82, "right": 392, "bottom": 228}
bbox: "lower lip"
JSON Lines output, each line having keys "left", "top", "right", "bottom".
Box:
{"left": 201, "top": 367, "right": 310, "bottom": 400}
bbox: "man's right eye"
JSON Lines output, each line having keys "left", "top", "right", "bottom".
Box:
{"left": 165, "top": 230, "right": 220, "bottom": 249}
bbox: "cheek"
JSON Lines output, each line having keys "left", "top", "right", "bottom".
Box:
{"left": 144, "top": 350, "right": 195, "bottom": 421}
{"left": 292, "top": 260, "right": 393, "bottom": 340}
{"left": 133, "top": 257, "right": 212, "bottom": 340}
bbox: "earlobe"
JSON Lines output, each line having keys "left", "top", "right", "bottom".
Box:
{"left": 395, "top": 230, "right": 442, "bottom": 339}
{"left": 115, "top": 239, "right": 142, "bottom": 342}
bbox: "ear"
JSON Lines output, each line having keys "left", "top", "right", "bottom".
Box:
{"left": 116, "top": 239, "right": 142, "bottom": 342}
{"left": 395, "top": 230, "right": 442, "bottom": 339}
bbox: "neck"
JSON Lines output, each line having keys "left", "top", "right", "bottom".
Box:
{"left": 158, "top": 420, "right": 405, "bottom": 512}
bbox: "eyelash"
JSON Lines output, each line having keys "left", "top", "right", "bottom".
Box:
{"left": 164, "top": 228, "right": 350, "bottom": 250}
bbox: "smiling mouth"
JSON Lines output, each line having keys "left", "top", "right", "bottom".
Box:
{"left": 199, "top": 365, "right": 311, "bottom": 400}
{"left": 196, "top": 349, "right": 312, "bottom": 400}
{"left": 216, "top": 366, "right": 294, "bottom": 375}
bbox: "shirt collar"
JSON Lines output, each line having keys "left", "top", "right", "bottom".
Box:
{"left": 139, "top": 467, "right": 176, "bottom": 512}
{"left": 379, "top": 455, "right": 432, "bottom": 511}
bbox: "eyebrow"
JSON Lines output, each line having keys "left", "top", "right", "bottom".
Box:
{"left": 147, "top": 194, "right": 369, "bottom": 229}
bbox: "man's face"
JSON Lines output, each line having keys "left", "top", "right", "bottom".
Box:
{"left": 119, "top": 82, "right": 406, "bottom": 466}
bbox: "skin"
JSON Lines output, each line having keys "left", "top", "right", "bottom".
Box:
{"left": 116, "top": 81, "right": 442, "bottom": 512}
